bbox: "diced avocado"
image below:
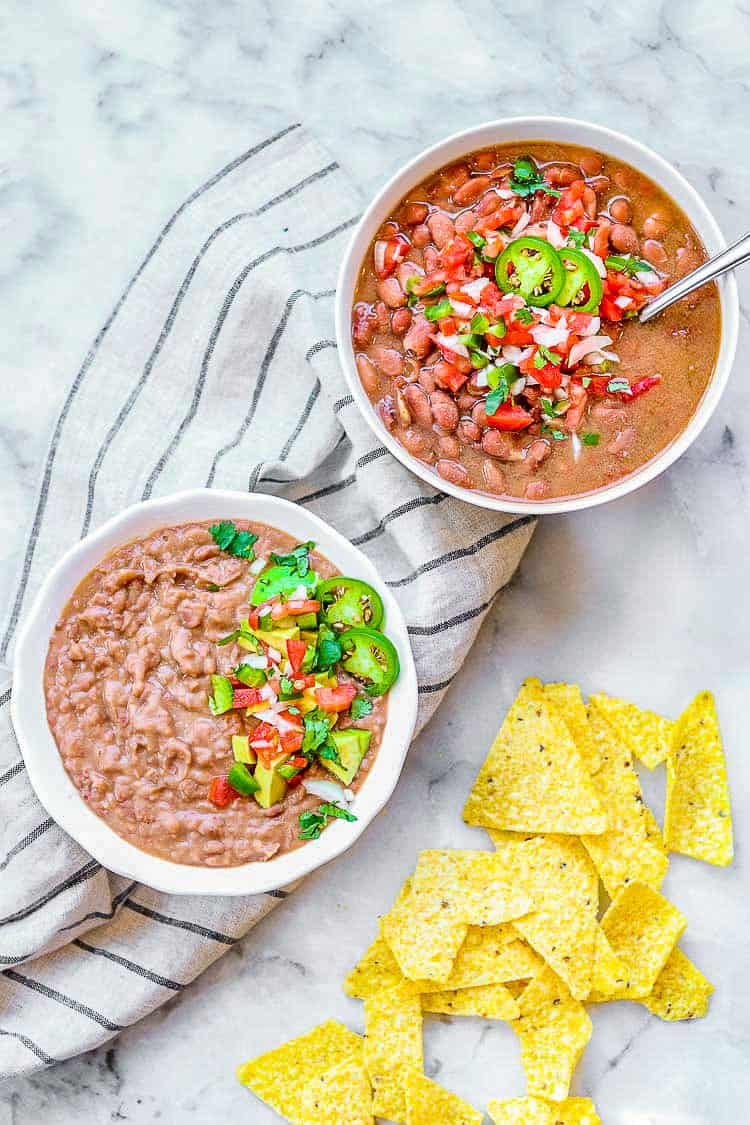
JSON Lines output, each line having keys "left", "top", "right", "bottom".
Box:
{"left": 322, "top": 729, "right": 371, "bottom": 786}
{"left": 277, "top": 762, "right": 302, "bottom": 780}
{"left": 297, "top": 689, "right": 320, "bottom": 716}
{"left": 294, "top": 612, "right": 318, "bottom": 630}
{"left": 314, "top": 672, "right": 337, "bottom": 688}
{"left": 247, "top": 626, "right": 300, "bottom": 654}
{"left": 253, "top": 753, "right": 289, "bottom": 809}
{"left": 299, "top": 630, "right": 318, "bottom": 645}
{"left": 232, "top": 735, "right": 257, "bottom": 765}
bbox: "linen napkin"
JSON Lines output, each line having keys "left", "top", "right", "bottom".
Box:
{"left": 0, "top": 123, "right": 535, "bottom": 1077}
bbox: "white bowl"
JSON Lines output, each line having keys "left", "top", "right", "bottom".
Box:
{"left": 11, "top": 490, "right": 418, "bottom": 896}
{"left": 335, "top": 116, "right": 739, "bottom": 514}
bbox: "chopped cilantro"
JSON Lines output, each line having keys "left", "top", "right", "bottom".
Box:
{"left": 605, "top": 255, "right": 654, "bottom": 277}
{"left": 206, "top": 582, "right": 220, "bottom": 592}
{"left": 567, "top": 228, "right": 587, "bottom": 248}
{"left": 209, "top": 521, "right": 258, "bottom": 560}
{"left": 315, "top": 623, "right": 343, "bottom": 670}
{"left": 581, "top": 432, "right": 600, "bottom": 446}
{"left": 515, "top": 307, "right": 534, "bottom": 325}
{"left": 299, "top": 802, "right": 357, "bottom": 841}
{"left": 302, "top": 710, "right": 332, "bottom": 757}
{"left": 537, "top": 344, "right": 563, "bottom": 366}
{"left": 269, "top": 541, "right": 314, "bottom": 578}
{"left": 485, "top": 381, "right": 510, "bottom": 416}
{"left": 508, "top": 156, "right": 561, "bottom": 199}
{"left": 350, "top": 696, "right": 374, "bottom": 721}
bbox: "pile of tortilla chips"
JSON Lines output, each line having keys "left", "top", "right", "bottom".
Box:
{"left": 237, "top": 678, "right": 732, "bottom": 1123}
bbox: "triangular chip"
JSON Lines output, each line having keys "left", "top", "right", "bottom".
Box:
{"left": 488, "top": 1097, "right": 601, "bottom": 1124}
{"left": 581, "top": 699, "right": 668, "bottom": 897}
{"left": 591, "top": 928, "right": 629, "bottom": 997}
{"left": 592, "top": 882, "right": 686, "bottom": 1001}
{"left": 404, "top": 1069, "right": 483, "bottom": 1125}
{"left": 545, "top": 682, "right": 601, "bottom": 774}
{"left": 590, "top": 691, "right": 675, "bottom": 770}
{"left": 510, "top": 966, "right": 592, "bottom": 1102}
{"left": 421, "top": 982, "right": 521, "bottom": 1020}
{"left": 381, "top": 879, "right": 467, "bottom": 983}
{"left": 363, "top": 981, "right": 423, "bottom": 1123}
{"left": 298, "top": 1057, "right": 374, "bottom": 1125}
{"left": 463, "top": 678, "right": 607, "bottom": 835}
{"left": 664, "top": 691, "right": 733, "bottom": 865}
{"left": 412, "top": 849, "right": 533, "bottom": 926}
{"left": 236, "top": 1020, "right": 363, "bottom": 1121}
{"left": 345, "top": 925, "right": 403, "bottom": 1000}
{"left": 490, "top": 833, "right": 599, "bottom": 1000}
{"left": 642, "top": 946, "right": 714, "bottom": 1021}
{"left": 419, "top": 933, "right": 543, "bottom": 993}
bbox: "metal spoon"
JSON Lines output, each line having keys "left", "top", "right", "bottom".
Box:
{"left": 639, "top": 230, "right": 750, "bottom": 323}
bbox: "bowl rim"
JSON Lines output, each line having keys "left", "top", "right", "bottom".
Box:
{"left": 11, "top": 489, "right": 418, "bottom": 896}
{"left": 335, "top": 114, "right": 740, "bottom": 515}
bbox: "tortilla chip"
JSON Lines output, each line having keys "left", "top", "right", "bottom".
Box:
{"left": 298, "top": 1057, "right": 373, "bottom": 1125}
{"left": 363, "top": 981, "right": 423, "bottom": 1123}
{"left": 591, "top": 929, "right": 628, "bottom": 997}
{"left": 642, "top": 946, "right": 714, "bottom": 1021}
{"left": 236, "top": 1020, "right": 363, "bottom": 1121}
{"left": 421, "top": 933, "right": 543, "bottom": 993}
{"left": 581, "top": 699, "right": 669, "bottom": 898}
{"left": 594, "top": 882, "right": 687, "bottom": 1000}
{"left": 382, "top": 878, "right": 467, "bottom": 983}
{"left": 345, "top": 925, "right": 403, "bottom": 1000}
{"left": 463, "top": 678, "right": 607, "bottom": 835}
{"left": 421, "top": 982, "right": 521, "bottom": 1021}
{"left": 412, "top": 849, "right": 533, "bottom": 926}
{"left": 404, "top": 1069, "right": 482, "bottom": 1125}
{"left": 590, "top": 691, "right": 675, "bottom": 770}
{"left": 511, "top": 966, "right": 592, "bottom": 1102}
{"left": 545, "top": 682, "right": 601, "bottom": 774}
{"left": 488, "top": 1098, "right": 601, "bottom": 1125}
{"left": 490, "top": 834, "right": 599, "bottom": 1000}
{"left": 664, "top": 691, "right": 733, "bottom": 866}
{"left": 488, "top": 1097, "right": 556, "bottom": 1124}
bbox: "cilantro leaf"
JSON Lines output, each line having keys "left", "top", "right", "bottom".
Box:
{"left": 209, "top": 521, "right": 258, "bottom": 559}
{"left": 302, "top": 710, "right": 332, "bottom": 757}
{"left": 567, "top": 228, "right": 587, "bottom": 248}
{"left": 299, "top": 802, "right": 357, "bottom": 840}
{"left": 269, "top": 541, "right": 315, "bottom": 578}
{"left": 350, "top": 696, "right": 374, "bottom": 721}
{"left": 508, "top": 160, "right": 561, "bottom": 199}
{"left": 485, "top": 380, "right": 510, "bottom": 416}
{"left": 318, "top": 740, "right": 341, "bottom": 764}
{"left": 581, "top": 432, "right": 600, "bottom": 446}
{"left": 607, "top": 377, "right": 632, "bottom": 395}
{"left": 538, "top": 344, "right": 563, "bottom": 366}
{"left": 318, "top": 802, "right": 357, "bottom": 823}
{"left": 315, "top": 624, "right": 343, "bottom": 671}
{"left": 515, "top": 307, "right": 534, "bottom": 325}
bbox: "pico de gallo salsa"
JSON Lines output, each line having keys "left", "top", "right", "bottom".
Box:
{"left": 352, "top": 143, "right": 721, "bottom": 500}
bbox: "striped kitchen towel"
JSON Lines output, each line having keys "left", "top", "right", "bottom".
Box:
{"left": 0, "top": 123, "right": 535, "bottom": 1076}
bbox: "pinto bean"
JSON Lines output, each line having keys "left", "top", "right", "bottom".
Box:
{"left": 590, "top": 402, "right": 627, "bottom": 427}
{"left": 398, "top": 260, "right": 423, "bottom": 289}
{"left": 377, "top": 395, "right": 397, "bottom": 430}
{"left": 609, "top": 223, "right": 640, "bottom": 254}
{"left": 471, "top": 401, "right": 489, "bottom": 429}
{"left": 453, "top": 175, "right": 492, "bottom": 207}
{"left": 403, "top": 201, "right": 429, "bottom": 225}
{"left": 417, "top": 368, "right": 436, "bottom": 393}
{"left": 430, "top": 390, "right": 459, "bottom": 431}
{"left": 356, "top": 354, "right": 380, "bottom": 397}
{"left": 457, "top": 392, "right": 476, "bottom": 413}
{"left": 458, "top": 418, "right": 481, "bottom": 444}
{"left": 391, "top": 307, "right": 412, "bottom": 336}
{"left": 455, "top": 209, "right": 478, "bottom": 234}
{"left": 545, "top": 165, "right": 579, "bottom": 187}
{"left": 442, "top": 164, "right": 470, "bottom": 193}
{"left": 477, "top": 191, "right": 501, "bottom": 216}
{"left": 593, "top": 218, "right": 612, "bottom": 259}
{"left": 643, "top": 215, "right": 667, "bottom": 241}
{"left": 403, "top": 383, "right": 433, "bottom": 427}
{"left": 413, "top": 223, "right": 431, "bottom": 248}
{"left": 400, "top": 427, "right": 431, "bottom": 458}
{"left": 403, "top": 313, "right": 433, "bottom": 358}
{"left": 352, "top": 302, "right": 378, "bottom": 348}
{"left": 481, "top": 460, "right": 507, "bottom": 494}
{"left": 436, "top": 459, "right": 470, "bottom": 488}
{"left": 474, "top": 151, "right": 495, "bottom": 171}
{"left": 427, "top": 211, "right": 456, "bottom": 249}
{"left": 607, "top": 427, "right": 636, "bottom": 454}
{"left": 643, "top": 239, "right": 668, "bottom": 268}
{"left": 437, "top": 433, "right": 462, "bottom": 459}
{"left": 524, "top": 439, "right": 552, "bottom": 471}
{"left": 579, "top": 153, "right": 603, "bottom": 177}
{"left": 582, "top": 186, "right": 598, "bottom": 219}
{"left": 524, "top": 480, "right": 549, "bottom": 500}
{"left": 481, "top": 429, "right": 520, "bottom": 460}
{"left": 423, "top": 245, "right": 441, "bottom": 272}
{"left": 377, "top": 277, "right": 406, "bottom": 309}
{"left": 370, "top": 346, "right": 404, "bottom": 377}
{"left": 530, "top": 191, "right": 555, "bottom": 223}
{"left": 609, "top": 196, "right": 632, "bottom": 224}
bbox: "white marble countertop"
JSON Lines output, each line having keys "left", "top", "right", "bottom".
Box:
{"left": 2, "top": 1, "right": 750, "bottom": 1121}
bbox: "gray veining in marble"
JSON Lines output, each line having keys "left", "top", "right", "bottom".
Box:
{"left": 2, "top": 0, "right": 750, "bottom": 1121}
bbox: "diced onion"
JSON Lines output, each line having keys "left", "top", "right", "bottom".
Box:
{"left": 450, "top": 300, "right": 474, "bottom": 318}
{"left": 614, "top": 295, "right": 633, "bottom": 309}
{"left": 243, "top": 654, "right": 268, "bottom": 670}
{"left": 582, "top": 349, "right": 620, "bottom": 365}
{"left": 266, "top": 646, "right": 283, "bottom": 663}
{"left": 510, "top": 376, "right": 526, "bottom": 395}
{"left": 302, "top": 778, "right": 349, "bottom": 804}
{"left": 511, "top": 210, "right": 530, "bottom": 238}
{"left": 568, "top": 335, "right": 614, "bottom": 366}
{"left": 461, "top": 277, "right": 490, "bottom": 302}
{"left": 495, "top": 187, "right": 515, "bottom": 200}
{"left": 578, "top": 315, "right": 601, "bottom": 337}
{"left": 249, "top": 556, "right": 267, "bottom": 575}
{"left": 580, "top": 247, "right": 607, "bottom": 277}
{"left": 291, "top": 585, "right": 309, "bottom": 601}
{"left": 473, "top": 366, "right": 490, "bottom": 388}
{"left": 374, "top": 240, "right": 387, "bottom": 277}
{"left": 546, "top": 219, "right": 566, "bottom": 249}
{"left": 501, "top": 344, "right": 534, "bottom": 364}
{"left": 258, "top": 604, "right": 273, "bottom": 618}
{"left": 434, "top": 333, "right": 470, "bottom": 359}
{"left": 571, "top": 432, "right": 582, "bottom": 462}
{"left": 531, "top": 322, "right": 570, "bottom": 350}
{"left": 343, "top": 789, "right": 355, "bottom": 804}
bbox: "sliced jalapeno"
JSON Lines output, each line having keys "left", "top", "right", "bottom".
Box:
{"left": 250, "top": 564, "right": 317, "bottom": 606}
{"left": 555, "top": 247, "right": 603, "bottom": 312}
{"left": 318, "top": 576, "right": 385, "bottom": 631}
{"left": 339, "top": 627, "right": 399, "bottom": 696}
{"left": 495, "top": 236, "right": 564, "bottom": 308}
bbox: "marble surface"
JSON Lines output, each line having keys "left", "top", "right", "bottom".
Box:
{"left": 2, "top": 0, "right": 750, "bottom": 1121}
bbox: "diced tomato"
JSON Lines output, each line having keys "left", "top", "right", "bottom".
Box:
{"left": 287, "top": 773, "right": 304, "bottom": 787}
{"left": 565, "top": 381, "right": 588, "bottom": 431}
{"left": 227, "top": 675, "right": 242, "bottom": 687}
{"left": 485, "top": 404, "right": 534, "bottom": 432}
{"left": 280, "top": 728, "right": 304, "bottom": 755}
{"left": 552, "top": 179, "right": 586, "bottom": 227}
{"left": 629, "top": 375, "right": 662, "bottom": 399}
{"left": 433, "top": 360, "right": 468, "bottom": 393}
{"left": 600, "top": 297, "right": 624, "bottom": 323}
{"left": 232, "top": 687, "right": 264, "bottom": 708}
{"left": 581, "top": 375, "right": 611, "bottom": 397}
{"left": 534, "top": 362, "right": 563, "bottom": 391}
{"left": 374, "top": 234, "right": 410, "bottom": 279}
{"left": 286, "top": 637, "right": 307, "bottom": 676}
{"left": 439, "top": 233, "right": 474, "bottom": 276}
{"left": 289, "top": 756, "right": 308, "bottom": 770}
{"left": 409, "top": 272, "right": 446, "bottom": 296}
{"left": 438, "top": 317, "right": 457, "bottom": 335}
{"left": 249, "top": 721, "right": 281, "bottom": 767}
{"left": 208, "top": 776, "right": 237, "bottom": 808}
{"left": 271, "top": 599, "right": 320, "bottom": 621}
{"left": 316, "top": 682, "right": 358, "bottom": 714}
{"left": 474, "top": 204, "right": 523, "bottom": 234}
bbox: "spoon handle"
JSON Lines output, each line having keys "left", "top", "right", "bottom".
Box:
{"left": 639, "top": 230, "right": 750, "bottom": 323}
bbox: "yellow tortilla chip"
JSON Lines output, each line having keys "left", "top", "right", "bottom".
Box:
{"left": 581, "top": 699, "right": 668, "bottom": 898}
{"left": 545, "top": 682, "right": 601, "bottom": 774}
{"left": 594, "top": 882, "right": 687, "bottom": 1000}
{"left": 404, "top": 1069, "right": 482, "bottom": 1125}
{"left": 591, "top": 928, "right": 628, "bottom": 997}
{"left": 642, "top": 946, "right": 714, "bottom": 1021}
{"left": 490, "top": 834, "right": 599, "bottom": 1000}
{"left": 421, "top": 982, "right": 521, "bottom": 1021}
{"left": 590, "top": 691, "right": 675, "bottom": 770}
{"left": 412, "top": 849, "right": 533, "bottom": 926}
{"left": 236, "top": 1019, "right": 363, "bottom": 1121}
{"left": 511, "top": 966, "right": 592, "bottom": 1102}
{"left": 363, "top": 981, "right": 423, "bottom": 1123}
{"left": 463, "top": 678, "right": 607, "bottom": 835}
{"left": 298, "top": 1057, "right": 373, "bottom": 1125}
{"left": 382, "top": 878, "right": 467, "bottom": 983}
{"left": 344, "top": 925, "right": 403, "bottom": 1000}
{"left": 664, "top": 691, "right": 733, "bottom": 866}
{"left": 420, "top": 933, "right": 543, "bottom": 993}
{"left": 488, "top": 1097, "right": 601, "bottom": 1125}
